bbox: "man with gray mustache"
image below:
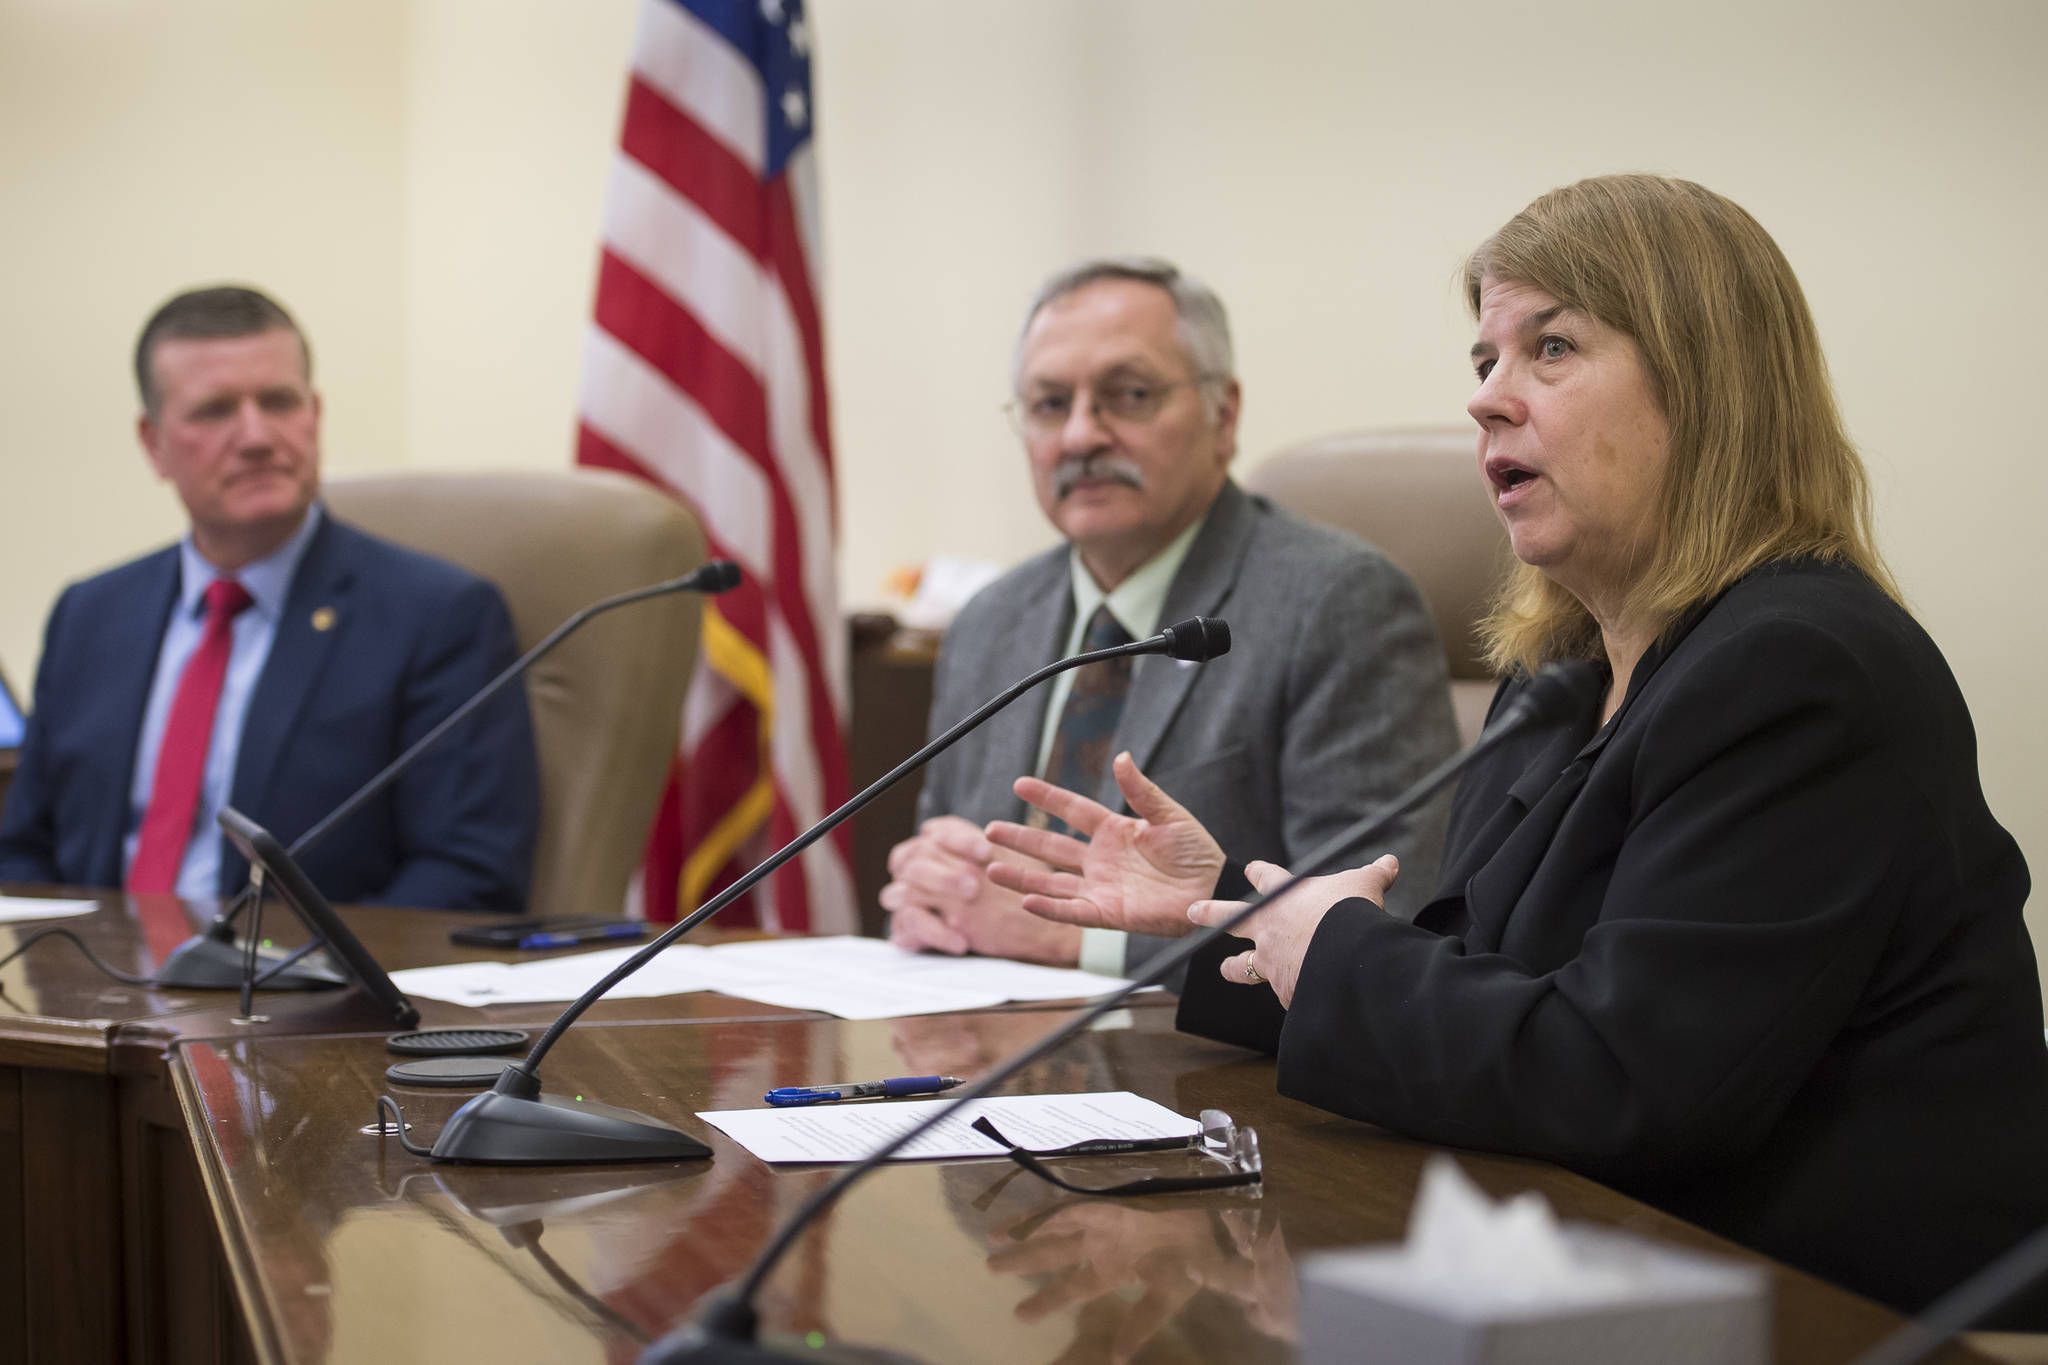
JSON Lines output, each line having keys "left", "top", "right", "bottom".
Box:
{"left": 883, "top": 258, "right": 1458, "bottom": 976}
{"left": 1052, "top": 451, "right": 1145, "bottom": 500}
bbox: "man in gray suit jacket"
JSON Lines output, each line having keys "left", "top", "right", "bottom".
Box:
{"left": 883, "top": 258, "right": 1457, "bottom": 975}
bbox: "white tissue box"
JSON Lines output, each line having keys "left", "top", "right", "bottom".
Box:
{"left": 1299, "top": 1223, "right": 1771, "bottom": 1365}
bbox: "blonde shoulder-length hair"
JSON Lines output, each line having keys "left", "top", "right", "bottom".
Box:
{"left": 1465, "top": 174, "right": 1898, "bottom": 676}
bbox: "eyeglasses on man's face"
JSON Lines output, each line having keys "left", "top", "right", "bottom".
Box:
{"left": 971, "top": 1108, "right": 1262, "bottom": 1197}
{"left": 1005, "top": 375, "right": 1212, "bottom": 440}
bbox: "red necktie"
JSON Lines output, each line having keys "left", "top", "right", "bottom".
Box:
{"left": 128, "top": 579, "right": 255, "bottom": 915}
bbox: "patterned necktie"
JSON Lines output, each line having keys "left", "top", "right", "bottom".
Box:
{"left": 1033, "top": 605, "right": 1134, "bottom": 831}
{"left": 128, "top": 578, "right": 255, "bottom": 914}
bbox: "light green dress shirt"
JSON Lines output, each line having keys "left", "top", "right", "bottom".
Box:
{"left": 1033, "top": 517, "right": 1206, "bottom": 976}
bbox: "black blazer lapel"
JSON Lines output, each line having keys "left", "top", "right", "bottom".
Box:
{"left": 1416, "top": 675, "right": 1597, "bottom": 940}
{"left": 1105, "top": 482, "right": 1252, "bottom": 806}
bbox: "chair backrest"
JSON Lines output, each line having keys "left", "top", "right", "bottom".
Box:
{"left": 1245, "top": 427, "right": 1510, "bottom": 745}
{"left": 324, "top": 469, "right": 706, "bottom": 917}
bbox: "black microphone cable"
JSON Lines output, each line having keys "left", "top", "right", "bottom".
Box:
{"left": 0, "top": 926, "right": 153, "bottom": 988}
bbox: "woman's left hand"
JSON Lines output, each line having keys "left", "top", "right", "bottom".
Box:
{"left": 1189, "top": 854, "right": 1400, "bottom": 1009}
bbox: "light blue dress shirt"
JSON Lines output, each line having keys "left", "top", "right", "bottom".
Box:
{"left": 125, "top": 505, "right": 324, "bottom": 898}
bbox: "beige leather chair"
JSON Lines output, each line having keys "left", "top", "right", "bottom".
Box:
{"left": 324, "top": 469, "right": 706, "bottom": 917}
{"left": 1245, "top": 427, "right": 1510, "bottom": 746}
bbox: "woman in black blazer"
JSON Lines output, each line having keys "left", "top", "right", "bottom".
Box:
{"left": 984, "top": 174, "right": 2048, "bottom": 1322}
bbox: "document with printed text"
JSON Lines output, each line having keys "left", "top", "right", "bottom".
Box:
{"left": 695, "top": 1091, "right": 1200, "bottom": 1163}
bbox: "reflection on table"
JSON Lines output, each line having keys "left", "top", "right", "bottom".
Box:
{"left": 173, "top": 1006, "right": 1972, "bottom": 1365}
{"left": 0, "top": 885, "right": 834, "bottom": 1365}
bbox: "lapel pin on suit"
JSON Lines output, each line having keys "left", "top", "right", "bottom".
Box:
{"left": 311, "top": 607, "right": 336, "bottom": 632}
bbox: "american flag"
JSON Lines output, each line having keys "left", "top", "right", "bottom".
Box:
{"left": 575, "top": 0, "right": 853, "bottom": 933}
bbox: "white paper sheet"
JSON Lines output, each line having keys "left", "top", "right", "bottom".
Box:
{"left": 386, "top": 944, "right": 717, "bottom": 1008}
{"left": 386, "top": 935, "right": 1138, "bottom": 1019}
{"left": 709, "top": 935, "right": 1124, "bottom": 1003}
{"left": 696, "top": 1091, "right": 1199, "bottom": 1163}
{"left": 0, "top": 895, "right": 98, "bottom": 924}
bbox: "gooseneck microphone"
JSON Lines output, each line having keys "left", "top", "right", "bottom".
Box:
{"left": 1849, "top": 1223, "right": 2048, "bottom": 1365}
{"left": 638, "top": 660, "right": 1602, "bottom": 1364}
{"left": 376, "top": 615, "right": 1235, "bottom": 1165}
{"left": 152, "top": 560, "right": 744, "bottom": 991}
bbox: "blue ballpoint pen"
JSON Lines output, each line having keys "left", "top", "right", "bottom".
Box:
{"left": 765, "top": 1075, "right": 966, "bottom": 1106}
{"left": 518, "top": 924, "right": 651, "bottom": 950}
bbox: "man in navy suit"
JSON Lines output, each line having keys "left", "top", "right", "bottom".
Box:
{"left": 0, "top": 286, "right": 537, "bottom": 911}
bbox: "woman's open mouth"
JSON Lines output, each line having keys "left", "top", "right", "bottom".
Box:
{"left": 1484, "top": 455, "right": 1538, "bottom": 502}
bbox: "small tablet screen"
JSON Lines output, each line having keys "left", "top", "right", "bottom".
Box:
{"left": 0, "top": 668, "right": 23, "bottom": 750}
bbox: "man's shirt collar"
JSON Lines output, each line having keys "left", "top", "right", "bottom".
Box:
{"left": 176, "top": 503, "right": 324, "bottom": 622}
{"left": 1065, "top": 512, "right": 1207, "bottom": 644}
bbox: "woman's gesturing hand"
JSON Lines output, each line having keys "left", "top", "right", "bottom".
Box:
{"left": 984, "top": 752, "right": 1226, "bottom": 939}
{"left": 1190, "top": 855, "right": 1400, "bottom": 1008}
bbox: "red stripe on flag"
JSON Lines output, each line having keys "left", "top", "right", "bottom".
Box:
{"left": 761, "top": 187, "right": 853, "bottom": 872}
{"left": 580, "top": 7, "right": 852, "bottom": 934}
{"left": 594, "top": 250, "right": 770, "bottom": 470}
{"left": 586, "top": 253, "right": 815, "bottom": 692}
{"left": 593, "top": 253, "right": 848, "bottom": 871}
{"left": 753, "top": 453, "right": 852, "bottom": 862}
{"left": 576, "top": 422, "right": 663, "bottom": 490}
{"left": 587, "top": 386, "right": 842, "bottom": 928}
{"left": 583, "top": 429, "right": 802, "bottom": 925}
{"left": 764, "top": 181, "right": 835, "bottom": 479}
{"left": 764, "top": 801, "right": 811, "bottom": 935}
{"left": 672, "top": 702, "right": 766, "bottom": 926}
{"left": 575, "top": 424, "right": 743, "bottom": 572}
{"left": 638, "top": 752, "right": 687, "bottom": 925}
{"left": 621, "top": 76, "right": 764, "bottom": 261}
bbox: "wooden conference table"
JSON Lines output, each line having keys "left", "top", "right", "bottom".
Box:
{"left": 0, "top": 886, "right": 829, "bottom": 1364}
{"left": 1, "top": 886, "right": 1997, "bottom": 1364}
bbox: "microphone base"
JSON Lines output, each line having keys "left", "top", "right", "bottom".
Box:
{"left": 426, "top": 1088, "right": 713, "bottom": 1165}
{"left": 154, "top": 933, "right": 347, "bottom": 991}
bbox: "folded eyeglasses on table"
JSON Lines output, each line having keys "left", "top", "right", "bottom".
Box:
{"left": 971, "top": 1108, "right": 1262, "bottom": 1197}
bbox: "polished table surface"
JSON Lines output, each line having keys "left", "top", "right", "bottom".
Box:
{"left": 0, "top": 887, "right": 828, "bottom": 1074}
{"left": 0, "top": 886, "right": 286, "bottom": 1066}
{"left": 172, "top": 1004, "right": 1986, "bottom": 1365}
{"left": 0, "top": 885, "right": 832, "bottom": 1365}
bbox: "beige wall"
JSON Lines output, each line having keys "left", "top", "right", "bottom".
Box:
{"left": 2, "top": 0, "right": 2043, "bottom": 970}
{"left": 0, "top": 0, "right": 408, "bottom": 677}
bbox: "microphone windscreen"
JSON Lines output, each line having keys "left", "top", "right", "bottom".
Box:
{"left": 699, "top": 560, "right": 743, "bottom": 593}
{"left": 1161, "top": 616, "right": 1231, "bottom": 662}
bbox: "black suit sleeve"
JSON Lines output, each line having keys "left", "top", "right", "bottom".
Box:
{"left": 1173, "top": 859, "right": 1286, "bottom": 1050}
{"left": 1268, "top": 614, "right": 1931, "bottom": 1185}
